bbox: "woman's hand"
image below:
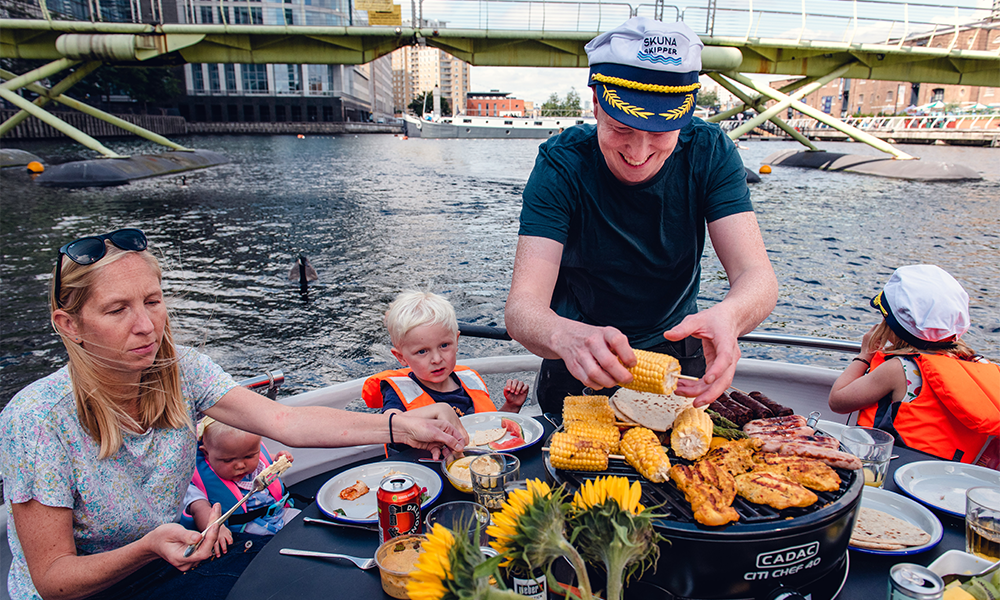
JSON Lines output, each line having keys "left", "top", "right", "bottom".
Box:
{"left": 395, "top": 403, "right": 468, "bottom": 459}
{"left": 149, "top": 504, "right": 223, "bottom": 570}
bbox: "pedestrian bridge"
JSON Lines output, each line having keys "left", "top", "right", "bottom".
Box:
{"left": 2, "top": 0, "right": 999, "bottom": 86}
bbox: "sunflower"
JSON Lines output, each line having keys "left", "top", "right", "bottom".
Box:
{"left": 568, "top": 476, "right": 665, "bottom": 600}
{"left": 408, "top": 522, "right": 521, "bottom": 600}
{"left": 487, "top": 479, "right": 594, "bottom": 600}
{"left": 408, "top": 524, "right": 458, "bottom": 600}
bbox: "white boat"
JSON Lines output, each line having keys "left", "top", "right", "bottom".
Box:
{"left": 402, "top": 113, "right": 596, "bottom": 139}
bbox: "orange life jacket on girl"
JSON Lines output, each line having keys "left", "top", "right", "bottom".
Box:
{"left": 858, "top": 352, "right": 1000, "bottom": 464}
{"left": 362, "top": 365, "right": 495, "bottom": 413}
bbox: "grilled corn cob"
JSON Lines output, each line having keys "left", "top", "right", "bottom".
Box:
{"left": 562, "top": 395, "right": 615, "bottom": 425}
{"left": 620, "top": 426, "right": 671, "bottom": 483}
{"left": 670, "top": 407, "right": 713, "bottom": 460}
{"left": 622, "top": 349, "right": 682, "bottom": 395}
{"left": 549, "top": 432, "right": 610, "bottom": 472}
{"left": 565, "top": 421, "right": 621, "bottom": 454}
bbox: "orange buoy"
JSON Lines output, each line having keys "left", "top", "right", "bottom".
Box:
{"left": 402, "top": 135, "right": 408, "bottom": 140}
{"left": 297, "top": 134, "right": 305, "bottom": 139}
{"left": 759, "top": 164, "right": 772, "bottom": 174}
{"left": 27, "top": 161, "right": 44, "bottom": 173}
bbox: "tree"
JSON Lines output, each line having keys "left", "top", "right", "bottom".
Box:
{"left": 541, "top": 93, "right": 562, "bottom": 116}
{"left": 408, "top": 90, "right": 451, "bottom": 116}
{"left": 76, "top": 65, "right": 183, "bottom": 113}
{"left": 561, "top": 88, "right": 581, "bottom": 115}
{"left": 541, "top": 90, "right": 582, "bottom": 116}
{"left": 698, "top": 88, "right": 719, "bottom": 108}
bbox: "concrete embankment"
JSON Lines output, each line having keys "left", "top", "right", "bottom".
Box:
{"left": 0, "top": 109, "right": 403, "bottom": 139}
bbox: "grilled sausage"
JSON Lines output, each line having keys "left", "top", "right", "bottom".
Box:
{"left": 709, "top": 396, "right": 739, "bottom": 424}
{"left": 749, "top": 391, "right": 794, "bottom": 417}
{"left": 729, "top": 390, "right": 773, "bottom": 420}
{"left": 715, "top": 395, "right": 753, "bottom": 427}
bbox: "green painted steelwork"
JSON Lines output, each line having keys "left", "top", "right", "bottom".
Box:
{"left": 0, "top": 61, "right": 100, "bottom": 134}
{"left": 0, "top": 85, "right": 126, "bottom": 157}
{"left": 706, "top": 72, "right": 818, "bottom": 151}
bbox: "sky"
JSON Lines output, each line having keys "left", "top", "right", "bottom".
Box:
{"left": 470, "top": 66, "right": 591, "bottom": 107}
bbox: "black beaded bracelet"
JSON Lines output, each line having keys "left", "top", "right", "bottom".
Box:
{"left": 388, "top": 412, "right": 396, "bottom": 445}
{"left": 852, "top": 357, "right": 871, "bottom": 367}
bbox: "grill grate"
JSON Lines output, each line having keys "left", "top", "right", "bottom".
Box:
{"left": 543, "top": 448, "right": 858, "bottom": 527}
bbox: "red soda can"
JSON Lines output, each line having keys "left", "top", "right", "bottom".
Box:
{"left": 377, "top": 475, "right": 422, "bottom": 543}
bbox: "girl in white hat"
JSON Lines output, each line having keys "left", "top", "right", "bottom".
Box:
{"left": 828, "top": 265, "right": 998, "bottom": 467}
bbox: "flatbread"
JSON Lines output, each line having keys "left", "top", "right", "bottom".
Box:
{"left": 469, "top": 427, "right": 506, "bottom": 446}
{"left": 611, "top": 388, "right": 693, "bottom": 432}
{"left": 849, "top": 507, "right": 931, "bottom": 549}
{"left": 609, "top": 398, "right": 637, "bottom": 424}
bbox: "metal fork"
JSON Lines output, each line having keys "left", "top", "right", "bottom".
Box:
{"left": 941, "top": 558, "right": 1000, "bottom": 586}
{"left": 279, "top": 548, "right": 377, "bottom": 569}
{"left": 184, "top": 471, "right": 279, "bottom": 557}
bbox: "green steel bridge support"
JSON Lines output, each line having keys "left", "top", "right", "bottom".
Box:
{"left": 1, "top": 4, "right": 998, "bottom": 159}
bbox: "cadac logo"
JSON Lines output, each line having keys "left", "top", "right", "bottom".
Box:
{"left": 756, "top": 542, "right": 820, "bottom": 569}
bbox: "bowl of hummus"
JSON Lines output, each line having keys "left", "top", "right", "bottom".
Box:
{"left": 442, "top": 449, "right": 491, "bottom": 493}
{"left": 375, "top": 533, "right": 427, "bottom": 599}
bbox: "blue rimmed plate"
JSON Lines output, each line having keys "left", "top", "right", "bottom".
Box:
{"left": 316, "top": 461, "right": 442, "bottom": 524}
{"left": 850, "top": 486, "right": 943, "bottom": 556}
{"left": 893, "top": 460, "right": 1000, "bottom": 517}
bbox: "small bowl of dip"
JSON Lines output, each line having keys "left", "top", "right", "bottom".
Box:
{"left": 375, "top": 533, "right": 427, "bottom": 599}
{"left": 442, "top": 448, "right": 491, "bottom": 493}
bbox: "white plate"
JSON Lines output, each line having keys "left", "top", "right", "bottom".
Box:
{"left": 460, "top": 413, "right": 544, "bottom": 451}
{"left": 316, "top": 461, "right": 443, "bottom": 524}
{"left": 815, "top": 419, "right": 849, "bottom": 441}
{"left": 927, "top": 549, "right": 994, "bottom": 578}
{"left": 893, "top": 460, "right": 1000, "bottom": 517}
{"left": 850, "top": 486, "right": 943, "bottom": 556}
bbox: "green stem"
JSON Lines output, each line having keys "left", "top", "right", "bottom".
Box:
{"left": 557, "top": 539, "right": 594, "bottom": 600}
{"left": 604, "top": 543, "right": 628, "bottom": 600}
{"left": 485, "top": 589, "right": 534, "bottom": 600}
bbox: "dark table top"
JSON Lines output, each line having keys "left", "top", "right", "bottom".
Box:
{"left": 226, "top": 417, "right": 966, "bottom": 600}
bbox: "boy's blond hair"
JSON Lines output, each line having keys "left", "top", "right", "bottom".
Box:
{"left": 385, "top": 290, "right": 458, "bottom": 347}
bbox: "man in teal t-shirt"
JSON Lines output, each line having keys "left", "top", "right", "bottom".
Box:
{"left": 505, "top": 18, "right": 778, "bottom": 414}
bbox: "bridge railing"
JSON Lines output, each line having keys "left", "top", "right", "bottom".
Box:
{"left": 10, "top": 0, "right": 998, "bottom": 47}
{"left": 786, "top": 114, "right": 1000, "bottom": 131}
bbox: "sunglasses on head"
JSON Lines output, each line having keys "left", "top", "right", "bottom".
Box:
{"left": 54, "top": 228, "right": 149, "bottom": 309}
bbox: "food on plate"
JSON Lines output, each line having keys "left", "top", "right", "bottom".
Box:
{"left": 563, "top": 395, "right": 616, "bottom": 425}
{"left": 375, "top": 533, "right": 425, "bottom": 599}
{"left": 566, "top": 420, "right": 621, "bottom": 454}
{"left": 549, "top": 431, "right": 610, "bottom": 472}
{"left": 749, "top": 391, "right": 794, "bottom": 417}
{"left": 620, "top": 426, "right": 672, "bottom": 483}
{"left": 943, "top": 567, "right": 1000, "bottom": 600}
{"left": 500, "top": 417, "right": 523, "bottom": 439}
{"left": 734, "top": 471, "right": 818, "bottom": 510}
{"left": 469, "top": 427, "right": 507, "bottom": 446}
{"left": 490, "top": 436, "right": 527, "bottom": 451}
{"left": 621, "top": 349, "right": 682, "bottom": 396}
{"left": 751, "top": 454, "right": 841, "bottom": 492}
{"left": 669, "top": 460, "right": 739, "bottom": 526}
{"left": 670, "top": 407, "right": 713, "bottom": 461}
{"left": 610, "top": 388, "right": 692, "bottom": 432}
{"left": 702, "top": 438, "right": 763, "bottom": 477}
{"left": 339, "top": 479, "right": 370, "bottom": 501}
{"left": 850, "top": 507, "right": 931, "bottom": 550}
{"left": 728, "top": 390, "right": 774, "bottom": 420}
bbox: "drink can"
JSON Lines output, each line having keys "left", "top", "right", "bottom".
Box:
{"left": 887, "top": 563, "right": 943, "bottom": 600}
{"left": 377, "top": 475, "right": 422, "bottom": 543}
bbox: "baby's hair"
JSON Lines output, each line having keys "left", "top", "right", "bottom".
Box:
{"left": 385, "top": 290, "right": 458, "bottom": 347}
{"left": 198, "top": 416, "right": 260, "bottom": 446}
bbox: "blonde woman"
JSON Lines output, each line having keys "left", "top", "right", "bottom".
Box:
{"left": 0, "top": 229, "right": 467, "bottom": 600}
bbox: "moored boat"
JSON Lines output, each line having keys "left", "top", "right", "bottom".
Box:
{"left": 402, "top": 113, "right": 596, "bottom": 139}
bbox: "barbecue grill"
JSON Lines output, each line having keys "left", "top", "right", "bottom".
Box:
{"left": 543, "top": 433, "right": 863, "bottom": 600}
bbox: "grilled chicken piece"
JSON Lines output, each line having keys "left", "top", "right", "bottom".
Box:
{"left": 756, "top": 434, "right": 840, "bottom": 453}
{"left": 338, "top": 479, "right": 370, "bottom": 501}
{"left": 751, "top": 453, "right": 842, "bottom": 492}
{"left": 735, "top": 471, "right": 818, "bottom": 509}
{"left": 743, "top": 415, "right": 809, "bottom": 435}
{"left": 702, "top": 438, "right": 763, "bottom": 477}
{"left": 669, "top": 461, "right": 739, "bottom": 527}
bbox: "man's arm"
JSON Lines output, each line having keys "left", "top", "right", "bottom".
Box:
{"left": 665, "top": 211, "right": 777, "bottom": 406}
{"left": 505, "top": 235, "right": 635, "bottom": 390}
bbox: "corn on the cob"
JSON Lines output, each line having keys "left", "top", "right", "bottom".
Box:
{"left": 670, "top": 407, "right": 713, "bottom": 461}
{"left": 549, "top": 432, "right": 610, "bottom": 472}
{"left": 562, "top": 396, "right": 615, "bottom": 425}
{"left": 565, "top": 421, "right": 621, "bottom": 454}
{"left": 622, "top": 349, "right": 681, "bottom": 395}
{"left": 620, "top": 426, "right": 671, "bottom": 483}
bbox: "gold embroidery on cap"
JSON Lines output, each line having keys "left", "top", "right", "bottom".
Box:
{"left": 659, "top": 94, "right": 695, "bottom": 120}
{"left": 592, "top": 73, "right": 701, "bottom": 94}
{"left": 602, "top": 85, "right": 653, "bottom": 119}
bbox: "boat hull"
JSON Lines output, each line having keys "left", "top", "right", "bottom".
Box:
{"left": 403, "top": 116, "right": 593, "bottom": 139}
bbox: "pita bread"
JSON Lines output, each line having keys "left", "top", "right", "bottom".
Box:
{"left": 609, "top": 398, "right": 637, "bottom": 424}
{"left": 849, "top": 507, "right": 931, "bottom": 549}
{"left": 470, "top": 428, "right": 506, "bottom": 446}
{"left": 610, "top": 388, "right": 693, "bottom": 432}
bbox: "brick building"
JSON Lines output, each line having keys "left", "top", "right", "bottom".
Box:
{"left": 466, "top": 91, "right": 526, "bottom": 117}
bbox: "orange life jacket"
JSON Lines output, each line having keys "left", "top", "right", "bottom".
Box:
{"left": 858, "top": 352, "right": 1000, "bottom": 464}
{"left": 362, "top": 365, "right": 495, "bottom": 413}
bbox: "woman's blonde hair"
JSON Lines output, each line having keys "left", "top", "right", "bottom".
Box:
{"left": 51, "top": 242, "right": 189, "bottom": 459}
{"left": 384, "top": 290, "right": 458, "bottom": 347}
{"left": 865, "top": 321, "right": 978, "bottom": 361}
